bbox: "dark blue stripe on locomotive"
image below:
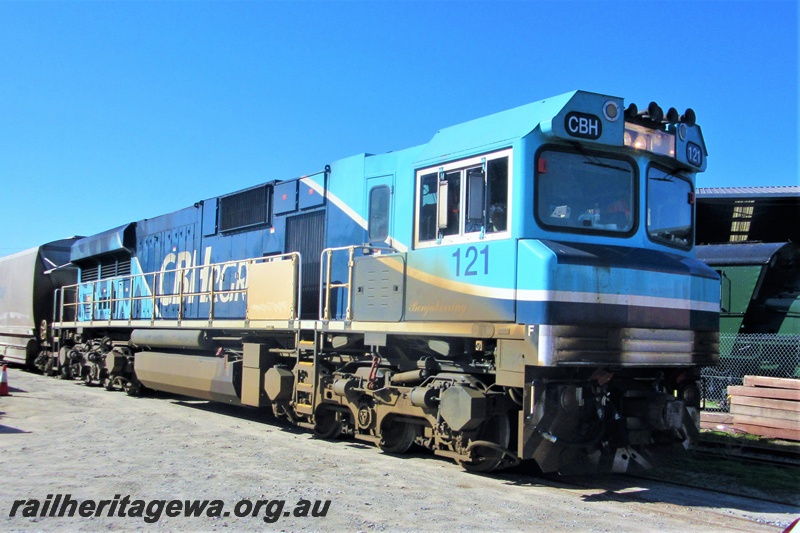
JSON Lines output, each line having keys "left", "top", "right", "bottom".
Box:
{"left": 517, "top": 300, "right": 718, "bottom": 331}
{"left": 539, "top": 240, "right": 719, "bottom": 280}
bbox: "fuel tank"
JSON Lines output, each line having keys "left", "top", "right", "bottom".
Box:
{"left": 134, "top": 351, "right": 240, "bottom": 404}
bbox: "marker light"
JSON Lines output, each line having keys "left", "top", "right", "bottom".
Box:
{"left": 624, "top": 122, "right": 675, "bottom": 156}
{"left": 603, "top": 101, "right": 619, "bottom": 121}
{"left": 538, "top": 158, "right": 548, "bottom": 173}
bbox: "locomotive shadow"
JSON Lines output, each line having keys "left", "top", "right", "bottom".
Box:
{"left": 168, "top": 396, "right": 306, "bottom": 434}
{"left": 144, "top": 394, "right": 451, "bottom": 461}
{"left": 165, "top": 397, "right": 467, "bottom": 461}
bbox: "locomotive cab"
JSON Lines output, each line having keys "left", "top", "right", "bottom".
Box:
{"left": 512, "top": 94, "right": 717, "bottom": 473}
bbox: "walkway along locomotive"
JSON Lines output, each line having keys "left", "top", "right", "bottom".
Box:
{"left": 3, "top": 91, "right": 719, "bottom": 474}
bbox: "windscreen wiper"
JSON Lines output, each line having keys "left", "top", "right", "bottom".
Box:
{"left": 569, "top": 141, "right": 629, "bottom": 173}
{"left": 583, "top": 160, "right": 630, "bottom": 172}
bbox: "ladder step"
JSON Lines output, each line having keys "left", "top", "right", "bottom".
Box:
{"left": 295, "top": 403, "right": 313, "bottom": 415}
{"left": 299, "top": 340, "right": 316, "bottom": 352}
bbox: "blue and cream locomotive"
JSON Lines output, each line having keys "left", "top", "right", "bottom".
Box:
{"left": 3, "top": 90, "right": 719, "bottom": 474}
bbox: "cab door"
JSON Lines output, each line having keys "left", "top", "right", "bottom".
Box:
{"left": 351, "top": 174, "right": 405, "bottom": 322}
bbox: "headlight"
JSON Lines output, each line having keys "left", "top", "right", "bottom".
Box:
{"left": 624, "top": 122, "right": 675, "bottom": 157}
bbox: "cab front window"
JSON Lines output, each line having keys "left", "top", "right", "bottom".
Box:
{"left": 646, "top": 166, "right": 693, "bottom": 249}
{"left": 535, "top": 148, "right": 635, "bottom": 234}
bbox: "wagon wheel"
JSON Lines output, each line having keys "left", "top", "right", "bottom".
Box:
{"left": 459, "top": 413, "right": 512, "bottom": 473}
{"left": 313, "top": 406, "right": 342, "bottom": 439}
{"left": 378, "top": 419, "right": 417, "bottom": 454}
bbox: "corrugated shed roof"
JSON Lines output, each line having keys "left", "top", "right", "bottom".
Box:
{"left": 696, "top": 242, "right": 793, "bottom": 265}
{"left": 696, "top": 186, "right": 800, "bottom": 198}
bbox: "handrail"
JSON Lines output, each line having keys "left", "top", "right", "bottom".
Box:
{"left": 56, "top": 252, "right": 302, "bottom": 326}
{"left": 319, "top": 246, "right": 355, "bottom": 321}
{"left": 52, "top": 288, "right": 60, "bottom": 326}
{"left": 319, "top": 244, "right": 398, "bottom": 322}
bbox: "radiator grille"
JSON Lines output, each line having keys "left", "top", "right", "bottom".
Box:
{"left": 219, "top": 185, "right": 270, "bottom": 232}
{"left": 82, "top": 266, "right": 99, "bottom": 282}
{"left": 286, "top": 210, "right": 325, "bottom": 319}
{"left": 80, "top": 257, "right": 131, "bottom": 282}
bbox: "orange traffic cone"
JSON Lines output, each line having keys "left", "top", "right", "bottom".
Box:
{"left": 0, "top": 365, "right": 9, "bottom": 396}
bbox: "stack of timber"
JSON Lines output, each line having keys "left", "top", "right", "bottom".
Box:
{"left": 726, "top": 376, "right": 800, "bottom": 441}
{"left": 700, "top": 410, "right": 734, "bottom": 429}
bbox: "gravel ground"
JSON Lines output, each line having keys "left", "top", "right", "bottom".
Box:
{"left": 1, "top": 368, "right": 797, "bottom": 532}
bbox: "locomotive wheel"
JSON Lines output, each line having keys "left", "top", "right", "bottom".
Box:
{"left": 378, "top": 420, "right": 417, "bottom": 454}
{"left": 43, "top": 357, "right": 55, "bottom": 376}
{"left": 124, "top": 379, "right": 142, "bottom": 397}
{"left": 460, "top": 413, "right": 512, "bottom": 473}
{"left": 313, "top": 406, "right": 342, "bottom": 439}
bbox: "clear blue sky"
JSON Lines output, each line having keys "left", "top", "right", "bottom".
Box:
{"left": 1, "top": 0, "right": 797, "bottom": 255}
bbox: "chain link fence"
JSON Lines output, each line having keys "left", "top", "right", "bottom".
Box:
{"left": 702, "top": 333, "right": 800, "bottom": 411}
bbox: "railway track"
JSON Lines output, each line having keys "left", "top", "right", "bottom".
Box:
{"left": 530, "top": 472, "right": 796, "bottom": 532}
{"left": 693, "top": 437, "right": 800, "bottom": 468}
{"left": 624, "top": 437, "right": 800, "bottom": 507}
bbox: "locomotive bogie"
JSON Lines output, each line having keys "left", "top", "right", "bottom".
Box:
{"left": 522, "top": 368, "right": 703, "bottom": 474}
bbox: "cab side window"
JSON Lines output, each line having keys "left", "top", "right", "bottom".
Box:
{"left": 415, "top": 149, "right": 510, "bottom": 247}
{"left": 418, "top": 173, "right": 438, "bottom": 241}
{"left": 441, "top": 171, "right": 461, "bottom": 237}
{"left": 486, "top": 157, "right": 508, "bottom": 233}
